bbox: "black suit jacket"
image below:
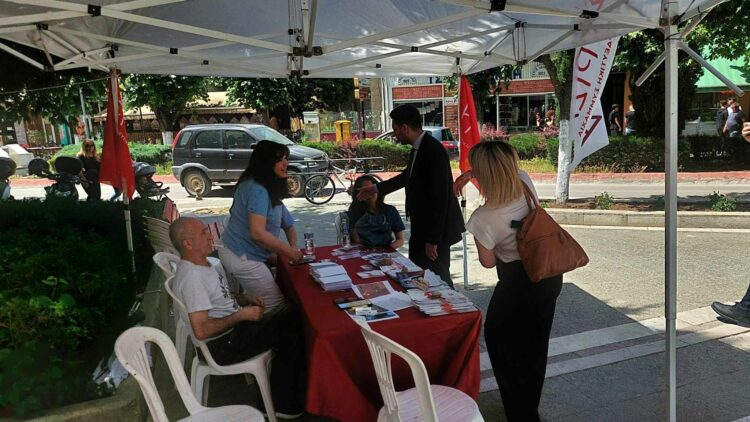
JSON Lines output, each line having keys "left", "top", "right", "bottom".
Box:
{"left": 377, "top": 133, "right": 465, "bottom": 246}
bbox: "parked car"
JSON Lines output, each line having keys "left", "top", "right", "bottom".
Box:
{"left": 172, "top": 124, "right": 327, "bottom": 197}
{"left": 374, "top": 126, "right": 458, "bottom": 157}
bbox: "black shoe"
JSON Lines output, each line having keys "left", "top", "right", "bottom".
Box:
{"left": 711, "top": 302, "right": 750, "bottom": 327}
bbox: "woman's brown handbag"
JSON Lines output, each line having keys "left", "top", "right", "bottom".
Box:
{"left": 515, "top": 182, "right": 589, "bottom": 282}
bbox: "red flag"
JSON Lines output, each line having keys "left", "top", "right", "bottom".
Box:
{"left": 100, "top": 72, "right": 135, "bottom": 199}
{"left": 458, "top": 75, "right": 480, "bottom": 187}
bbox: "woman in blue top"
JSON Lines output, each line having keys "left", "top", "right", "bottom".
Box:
{"left": 348, "top": 175, "right": 405, "bottom": 249}
{"left": 219, "top": 141, "right": 303, "bottom": 311}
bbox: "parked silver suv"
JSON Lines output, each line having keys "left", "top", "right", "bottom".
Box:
{"left": 172, "top": 124, "right": 327, "bottom": 197}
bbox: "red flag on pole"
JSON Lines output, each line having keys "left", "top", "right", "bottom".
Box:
{"left": 458, "top": 75, "right": 480, "bottom": 185}
{"left": 100, "top": 71, "right": 135, "bottom": 199}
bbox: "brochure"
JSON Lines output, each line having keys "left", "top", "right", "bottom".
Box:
{"left": 345, "top": 303, "right": 399, "bottom": 323}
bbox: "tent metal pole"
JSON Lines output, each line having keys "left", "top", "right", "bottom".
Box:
{"left": 663, "top": 5, "right": 678, "bottom": 421}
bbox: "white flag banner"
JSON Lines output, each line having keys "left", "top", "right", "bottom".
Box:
{"left": 569, "top": 37, "right": 620, "bottom": 171}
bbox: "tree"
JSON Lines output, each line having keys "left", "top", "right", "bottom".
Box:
{"left": 0, "top": 40, "right": 106, "bottom": 143}
{"left": 121, "top": 74, "right": 209, "bottom": 139}
{"left": 223, "top": 78, "right": 354, "bottom": 117}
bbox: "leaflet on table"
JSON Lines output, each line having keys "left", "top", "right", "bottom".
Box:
{"left": 401, "top": 270, "right": 448, "bottom": 290}
{"left": 407, "top": 287, "right": 478, "bottom": 316}
{"left": 352, "top": 281, "right": 413, "bottom": 312}
{"left": 314, "top": 273, "right": 352, "bottom": 285}
{"left": 352, "top": 280, "right": 398, "bottom": 299}
{"left": 311, "top": 264, "right": 348, "bottom": 278}
{"left": 345, "top": 303, "right": 399, "bottom": 323}
{"left": 356, "top": 270, "right": 386, "bottom": 279}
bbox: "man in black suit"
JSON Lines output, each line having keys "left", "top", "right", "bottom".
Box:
{"left": 358, "top": 105, "right": 464, "bottom": 286}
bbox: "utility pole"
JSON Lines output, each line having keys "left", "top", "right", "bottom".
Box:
{"left": 79, "top": 87, "right": 91, "bottom": 140}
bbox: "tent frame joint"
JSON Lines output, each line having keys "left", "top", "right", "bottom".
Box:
{"left": 87, "top": 4, "right": 101, "bottom": 17}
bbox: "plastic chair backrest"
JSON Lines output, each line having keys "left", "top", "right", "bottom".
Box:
{"left": 153, "top": 252, "right": 180, "bottom": 279}
{"left": 164, "top": 275, "right": 225, "bottom": 369}
{"left": 359, "top": 322, "right": 438, "bottom": 422}
{"left": 115, "top": 326, "right": 204, "bottom": 422}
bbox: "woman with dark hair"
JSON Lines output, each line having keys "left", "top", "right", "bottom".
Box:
{"left": 348, "top": 175, "right": 405, "bottom": 249}
{"left": 219, "top": 140, "right": 302, "bottom": 311}
{"left": 77, "top": 139, "right": 101, "bottom": 201}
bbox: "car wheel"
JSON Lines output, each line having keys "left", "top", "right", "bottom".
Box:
{"left": 287, "top": 171, "right": 304, "bottom": 197}
{"left": 183, "top": 170, "right": 212, "bottom": 197}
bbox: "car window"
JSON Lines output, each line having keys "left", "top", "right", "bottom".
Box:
{"left": 441, "top": 129, "right": 455, "bottom": 142}
{"left": 430, "top": 129, "right": 443, "bottom": 141}
{"left": 224, "top": 130, "right": 254, "bottom": 149}
{"left": 193, "top": 131, "right": 221, "bottom": 149}
{"left": 248, "top": 127, "right": 294, "bottom": 145}
{"left": 175, "top": 130, "right": 193, "bottom": 148}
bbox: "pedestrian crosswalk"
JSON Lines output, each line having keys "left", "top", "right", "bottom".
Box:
{"left": 479, "top": 306, "right": 750, "bottom": 392}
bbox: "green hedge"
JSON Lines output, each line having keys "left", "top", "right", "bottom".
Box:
{"left": 300, "top": 140, "right": 411, "bottom": 171}
{"left": 52, "top": 142, "right": 172, "bottom": 166}
{"left": 508, "top": 133, "right": 546, "bottom": 160}
{"left": 683, "top": 135, "right": 750, "bottom": 163}
{"left": 546, "top": 135, "right": 691, "bottom": 171}
{"left": 0, "top": 198, "right": 153, "bottom": 417}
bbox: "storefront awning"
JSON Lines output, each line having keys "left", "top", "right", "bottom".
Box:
{"left": 696, "top": 56, "right": 750, "bottom": 92}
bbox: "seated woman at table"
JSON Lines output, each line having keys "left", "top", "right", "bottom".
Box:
{"left": 219, "top": 140, "right": 303, "bottom": 311}
{"left": 454, "top": 141, "right": 562, "bottom": 422}
{"left": 348, "top": 175, "right": 405, "bottom": 249}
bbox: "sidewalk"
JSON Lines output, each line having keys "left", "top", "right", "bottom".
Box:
{"left": 11, "top": 170, "right": 750, "bottom": 188}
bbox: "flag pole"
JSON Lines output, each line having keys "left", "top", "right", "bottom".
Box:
{"left": 110, "top": 69, "right": 136, "bottom": 274}
{"left": 456, "top": 65, "right": 469, "bottom": 290}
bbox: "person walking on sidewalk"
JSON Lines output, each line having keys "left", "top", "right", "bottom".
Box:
{"left": 712, "top": 121, "right": 750, "bottom": 327}
{"left": 454, "top": 141, "right": 562, "bottom": 422}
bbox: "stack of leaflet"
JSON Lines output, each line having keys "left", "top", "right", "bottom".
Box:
{"left": 310, "top": 263, "right": 352, "bottom": 292}
{"left": 407, "top": 287, "right": 477, "bottom": 316}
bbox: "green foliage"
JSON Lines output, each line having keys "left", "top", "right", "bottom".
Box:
{"left": 594, "top": 192, "right": 614, "bottom": 210}
{"left": 299, "top": 140, "right": 411, "bottom": 171}
{"left": 615, "top": 30, "right": 702, "bottom": 137}
{"left": 708, "top": 191, "right": 737, "bottom": 212}
{"left": 0, "top": 40, "right": 106, "bottom": 130}
{"left": 697, "top": 0, "right": 750, "bottom": 62}
{"left": 51, "top": 141, "right": 172, "bottom": 165}
{"left": 0, "top": 198, "right": 151, "bottom": 416}
{"left": 685, "top": 135, "right": 750, "bottom": 163}
{"left": 223, "top": 78, "right": 354, "bottom": 116}
{"left": 547, "top": 135, "right": 690, "bottom": 172}
{"left": 547, "top": 137, "right": 559, "bottom": 165}
{"left": 508, "top": 133, "right": 546, "bottom": 160}
{"left": 122, "top": 75, "right": 209, "bottom": 132}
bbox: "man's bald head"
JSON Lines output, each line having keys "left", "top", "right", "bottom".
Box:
{"left": 169, "top": 217, "right": 201, "bottom": 255}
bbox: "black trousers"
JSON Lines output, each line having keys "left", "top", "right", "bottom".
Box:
{"left": 485, "top": 261, "right": 563, "bottom": 422}
{"left": 408, "top": 237, "right": 453, "bottom": 287}
{"left": 207, "top": 304, "right": 305, "bottom": 413}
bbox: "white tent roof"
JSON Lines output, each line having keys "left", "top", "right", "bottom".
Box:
{"left": 0, "top": 0, "right": 720, "bottom": 78}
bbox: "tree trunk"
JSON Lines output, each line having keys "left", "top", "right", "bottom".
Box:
{"left": 539, "top": 52, "right": 574, "bottom": 204}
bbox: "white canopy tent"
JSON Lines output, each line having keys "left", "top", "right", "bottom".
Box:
{"left": 0, "top": 1, "right": 741, "bottom": 420}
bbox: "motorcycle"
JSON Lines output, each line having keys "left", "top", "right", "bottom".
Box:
{"left": 0, "top": 156, "right": 16, "bottom": 200}
{"left": 133, "top": 161, "right": 170, "bottom": 200}
{"left": 28, "top": 156, "right": 82, "bottom": 200}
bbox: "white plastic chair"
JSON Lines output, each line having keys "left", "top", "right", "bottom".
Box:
{"left": 163, "top": 276, "right": 277, "bottom": 422}
{"left": 358, "top": 322, "right": 484, "bottom": 422}
{"left": 114, "top": 326, "right": 264, "bottom": 422}
{"left": 153, "top": 252, "right": 223, "bottom": 368}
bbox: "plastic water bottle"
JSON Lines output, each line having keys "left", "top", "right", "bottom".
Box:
{"left": 304, "top": 225, "right": 315, "bottom": 258}
{"left": 341, "top": 214, "right": 351, "bottom": 248}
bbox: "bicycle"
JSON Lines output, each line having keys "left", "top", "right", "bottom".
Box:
{"left": 303, "top": 157, "right": 385, "bottom": 204}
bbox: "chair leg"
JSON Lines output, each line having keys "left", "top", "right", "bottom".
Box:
{"left": 253, "top": 366, "right": 277, "bottom": 422}
{"left": 176, "top": 322, "right": 187, "bottom": 367}
{"left": 191, "top": 358, "right": 211, "bottom": 406}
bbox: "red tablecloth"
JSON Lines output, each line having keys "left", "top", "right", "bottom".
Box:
{"left": 276, "top": 245, "right": 482, "bottom": 422}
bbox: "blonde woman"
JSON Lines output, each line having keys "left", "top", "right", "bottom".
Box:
{"left": 454, "top": 141, "right": 562, "bottom": 422}
{"left": 77, "top": 139, "right": 101, "bottom": 201}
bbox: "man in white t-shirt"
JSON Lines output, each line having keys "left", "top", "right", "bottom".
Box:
{"left": 170, "top": 217, "right": 305, "bottom": 419}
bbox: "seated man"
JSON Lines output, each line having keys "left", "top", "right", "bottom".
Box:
{"left": 169, "top": 217, "right": 305, "bottom": 419}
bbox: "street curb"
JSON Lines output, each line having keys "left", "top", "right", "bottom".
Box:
{"left": 547, "top": 208, "right": 750, "bottom": 229}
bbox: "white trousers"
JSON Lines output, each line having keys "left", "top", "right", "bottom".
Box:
{"left": 218, "top": 247, "right": 285, "bottom": 311}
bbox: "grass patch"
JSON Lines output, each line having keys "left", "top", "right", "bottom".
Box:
{"left": 520, "top": 157, "right": 556, "bottom": 173}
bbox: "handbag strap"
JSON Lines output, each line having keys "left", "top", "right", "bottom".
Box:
{"left": 520, "top": 179, "right": 538, "bottom": 210}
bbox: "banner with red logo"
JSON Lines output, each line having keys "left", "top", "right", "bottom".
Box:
{"left": 100, "top": 72, "right": 135, "bottom": 199}
{"left": 569, "top": 37, "right": 620, "bottom": 170}
{"left": 458, "top": 75, "right": 480, "bottom": 187}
